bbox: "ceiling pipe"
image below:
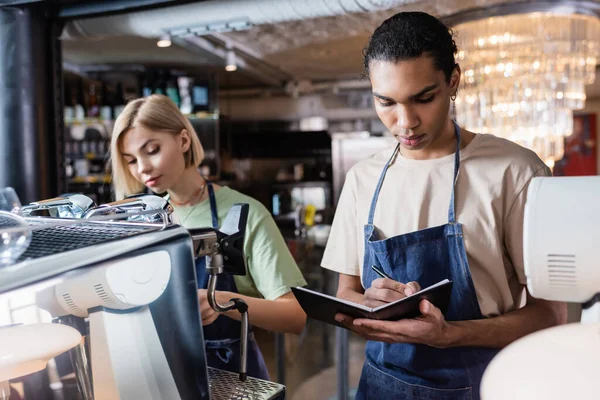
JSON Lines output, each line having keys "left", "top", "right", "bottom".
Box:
{"left": 62, "top": 0, "right": 420, "bottom": 40}
{"left": 219, "top": 78, "right": 372, "bottom": 98}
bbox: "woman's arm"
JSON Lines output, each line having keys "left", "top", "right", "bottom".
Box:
{"left": 220, "top": 291, "right": 306, "bottom": 334}
{"left": 198, "top": 289, "right": 306, "bottom": 334}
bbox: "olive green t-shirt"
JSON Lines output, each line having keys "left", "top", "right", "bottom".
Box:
{"left": 170, "top": 186, "right": 306, "bottom": 300}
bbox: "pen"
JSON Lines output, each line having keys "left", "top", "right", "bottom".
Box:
{"left": 371, "top": 265, "right": 393, "bottom": 280}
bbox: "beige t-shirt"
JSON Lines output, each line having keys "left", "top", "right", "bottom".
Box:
{"left": 321, "top": 134, "right": 551, "bottom": 317}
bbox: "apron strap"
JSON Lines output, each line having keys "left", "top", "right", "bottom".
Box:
{"left": 367, "top": 120, "right": 462, "bottom": 226}
{"left": 207, "top": 182, "right": 219, "bottom": 229}
{"left": 367, "top": 144, "right": 400, "bottom": 225}
{"left": 448, "top": 120, "right": 461, "bottom": 224}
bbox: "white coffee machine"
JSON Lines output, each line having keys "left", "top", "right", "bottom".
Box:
{"left": 481, "top": 176, "right": 600, "bottom": 399}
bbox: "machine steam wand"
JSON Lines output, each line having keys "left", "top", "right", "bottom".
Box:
{"left": 206, "top": 249, "right": 249, "bottom": 382}
{"left": 190, "top": 203, "right": 250, "bottom": 382}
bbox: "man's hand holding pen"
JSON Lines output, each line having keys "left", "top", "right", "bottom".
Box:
{"left": 335, "top": 268, "right": 456, "bottom": 348}
{"left": 365, "top": 265, "right": 421, "bottom": 307}
{"left": 363, "top": 277, "right": 421, "bottom": 308}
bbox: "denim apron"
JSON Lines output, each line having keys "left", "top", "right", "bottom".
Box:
{"left": 196, "top": 183, "right": 270, "bottom": 380}
{"left": 356, "top": 121, "right": 499, "bottom": 400}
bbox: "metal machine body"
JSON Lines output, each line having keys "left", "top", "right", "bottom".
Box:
{"left": 0, "top": 195, "right": 286, "bottom": 400}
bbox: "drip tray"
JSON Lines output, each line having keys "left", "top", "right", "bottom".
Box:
{"left": 208, "top": 368, "right": 285, "bottom": 400}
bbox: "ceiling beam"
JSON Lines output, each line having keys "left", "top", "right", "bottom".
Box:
{"left": 63, "top": 61, "right": 146, "bottom": 75}
{"left": 208, "top": 31, "right": 292, "bottom": 82}
{"left": 58, "top": 0, "right": 198, "bottom": 19}
{"left": 174, "top": 35, "right": 285, "bottom": 88}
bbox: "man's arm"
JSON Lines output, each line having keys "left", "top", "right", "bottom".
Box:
{"left": 336, "top": 273, "right": 366, "bottom": 304}
{"left": 337, "top": 288, "right": 567, "bottom": 348}
{"left": 445, "top": 292, "right": 567, "bottom": 348}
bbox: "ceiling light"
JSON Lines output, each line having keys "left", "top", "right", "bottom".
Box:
{"left": 225, "top": 48, "right": 237, "bottom": 72}
{"left": 157, "top": 34, "right": 171, "bottom": 48}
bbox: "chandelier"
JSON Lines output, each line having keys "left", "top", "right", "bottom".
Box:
{"left": 452, "top": 11, "right": 600, "bottom": 168}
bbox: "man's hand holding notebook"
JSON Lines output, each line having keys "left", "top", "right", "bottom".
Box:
{"left": 291, "top": 278, "right": 453, "bottom": 330}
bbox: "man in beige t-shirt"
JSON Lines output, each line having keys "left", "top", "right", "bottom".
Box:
{"left": 322, "top": 11, "right": 567, "bottom": 400}
{"left": 323, "top": 133, "right": 550, "bottom": 317}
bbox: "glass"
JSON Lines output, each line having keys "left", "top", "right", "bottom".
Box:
{"left": 0, "top": 188, "right": 31, "bottom": 266}
{"left": 0, "top": 211, "right": 32, "bottom": 266}
{"left": 0, "top": 187, "right": 22, "bottom": 214}
{"left": 453, "top": 13, "right": 600, "bottom": 166}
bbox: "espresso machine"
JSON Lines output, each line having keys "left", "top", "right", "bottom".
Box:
{"left": 0, "top": 193, "right": 286, "bottom": 399}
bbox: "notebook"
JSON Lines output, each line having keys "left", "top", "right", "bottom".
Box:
{"left": 291, "top": 279, "right": 453, "bottom": 328}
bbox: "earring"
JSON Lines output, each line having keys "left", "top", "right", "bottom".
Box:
{"left": 451, "top": 92, "right": 457, "bottom": 119}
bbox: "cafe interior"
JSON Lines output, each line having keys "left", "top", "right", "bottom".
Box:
{"left": 0, "top": 0, "right": 599, "bottom": 399}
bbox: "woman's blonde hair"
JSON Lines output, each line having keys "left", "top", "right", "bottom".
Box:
{"left": 110, "top": 94, "right": 204, "bottom": 200}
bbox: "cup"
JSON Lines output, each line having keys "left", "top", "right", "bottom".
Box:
{"left": 0, "top": 187, "right": 22, "bottom": 214}
{"left": 0, "top": 210, "right": 32, "bottom": 266}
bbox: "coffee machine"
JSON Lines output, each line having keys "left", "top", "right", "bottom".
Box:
{"left": 0, "top": 194, "right": 286, "bottom": 399}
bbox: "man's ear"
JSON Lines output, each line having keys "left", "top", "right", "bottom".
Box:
{"left": 180, "top": 129, "right": 191, "bottom": 153}
{"left": 450, "top": 63, "right": 461, "bottom": 92}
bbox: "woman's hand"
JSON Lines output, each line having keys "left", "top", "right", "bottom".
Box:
{"left": 198, "top": 289, "right": 220, "bottom": 326}
{"left": 363, "top": 278, "right": 421, "bottom": 308}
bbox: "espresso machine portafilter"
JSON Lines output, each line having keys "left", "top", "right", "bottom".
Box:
{"left": 83, "top": 193, "right": 176, "bottom": 224}
{"left": 189, "top": 203, "right": 250, "bottom": 382}
{"left": 20, "top": 193, "right": 97, "bottom": 218}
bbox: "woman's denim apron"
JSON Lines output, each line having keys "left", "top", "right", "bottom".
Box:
{"left": 195, "top": 183, "right": 270, "bottom": 380}
{"left": 356, "top": 122, "right": 499, "bottom": 400}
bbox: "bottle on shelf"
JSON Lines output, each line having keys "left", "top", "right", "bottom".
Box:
{"left": 75, "top": 79, "right": 86, "bottom": 121}
{"left": 166, "top": 72, "right": 181, "bottom": 108}
{"left": 87, "top": 81, "right": 99, "bottom": 118}
{"left": 99, "top": 82, "right": 113, "bottom": 121}
{"left": 178, "top": 76, "right": 193, "bottom": 114}
{"left": 153, "top": 70, "right": 166, "bottom": 96}
{"left": 141, "top": 74, "right": 153, "bottom": 98}
{"left": 64, "top": 85, "right": 75, "bottom": 120}
{"left": 71, "top": 140, "right": 80, "bottom": 158}
{"left": 114, "top": 82, "right": 126, "bottom": 119}
{"left": 97, "top": 139, "right": 106, "bottom": 155}
{"left": 191, "top": 79, "right": 209, "bottom": 113}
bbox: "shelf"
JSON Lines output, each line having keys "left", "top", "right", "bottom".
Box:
{"left": 68, "top": 154, "right": 108, "bottom": 161}
{"left": 272, "top": 180, "right": 331, "bottom": 188}
{"left": 68, "top": 175, "right": 111, "bottom": 184}
{"left": 65, "top": 118, "right": 114, "bottom": 126}
{"left": 64, "top": 112, "right": 219, "bottom": 127}
{"left": 186, "top": 112, "right": 219, "bottom": 120}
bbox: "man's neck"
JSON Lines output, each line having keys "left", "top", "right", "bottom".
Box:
{"left": 401, "top": 119, "right": 463, "bottom": 160}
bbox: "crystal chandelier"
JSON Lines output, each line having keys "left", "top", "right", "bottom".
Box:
{"left": 453, "top": 12, "right": 600, "bottom": 168}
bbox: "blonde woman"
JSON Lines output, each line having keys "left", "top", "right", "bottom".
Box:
{"left": 111, "top": 94, "right": 307, "bottom": 379}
